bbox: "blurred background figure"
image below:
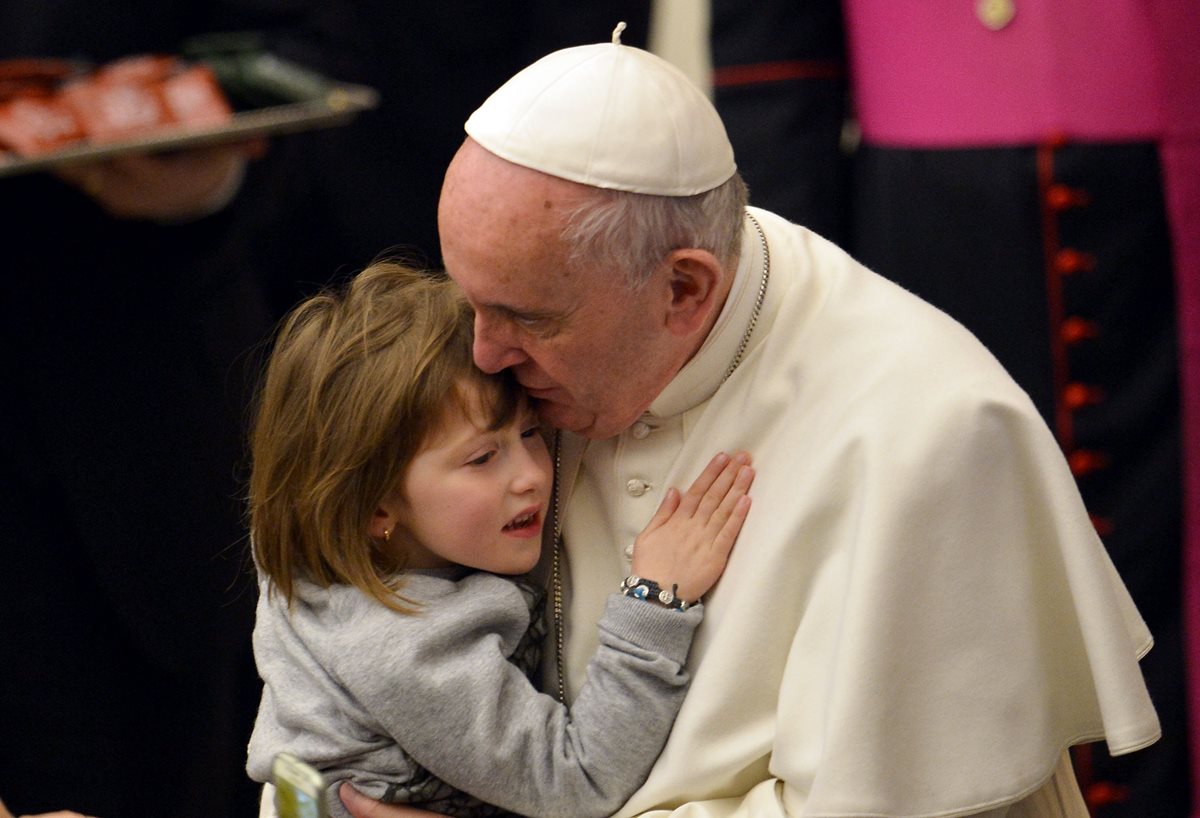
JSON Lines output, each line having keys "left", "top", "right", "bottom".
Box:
{"left": 706, "top": 1, "right": 1198, "bottom": 816}
{"left": 0, "top": 2, "right": 326, "bottom": 815}
{"left": 0, "top": 3, "right": 649, "bottom": 816}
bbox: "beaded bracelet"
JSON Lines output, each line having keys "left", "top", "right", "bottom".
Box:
{"left": 619, "top": 575, "right": 696, "bottom": 611}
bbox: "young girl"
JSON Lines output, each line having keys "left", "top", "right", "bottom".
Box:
{"left": 245, "top": 261, "right": 753, "bottom": 818}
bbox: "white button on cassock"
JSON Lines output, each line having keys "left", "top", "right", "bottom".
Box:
{"left": 631, "top": 422, "right": 651, "bottom": 440}
{"left": 626, "top": 478, "right": 649, "bottom": 497}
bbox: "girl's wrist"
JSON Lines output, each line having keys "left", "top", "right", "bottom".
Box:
{"left": 619, "top": 575, "right": 697, "bottom": 611}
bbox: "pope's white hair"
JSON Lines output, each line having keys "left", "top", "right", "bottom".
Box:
{"left": 561, "top": 172, "right": 749, "bottom": 289}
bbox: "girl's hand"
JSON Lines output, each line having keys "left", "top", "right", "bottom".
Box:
{"left": 630, "top": 451, "right": 754, "bottom": 603}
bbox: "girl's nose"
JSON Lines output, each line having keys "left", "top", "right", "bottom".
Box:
{"left": 510, "top": 442, "right": 549, "bottom": 496}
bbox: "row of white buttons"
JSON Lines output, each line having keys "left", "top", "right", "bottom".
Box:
{"left": 623, "top": 420, "right": 657, "bottom": 560}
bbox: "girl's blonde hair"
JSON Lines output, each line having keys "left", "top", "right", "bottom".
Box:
{"left": 249, "top": 260, "right": 521, "bottom": 612}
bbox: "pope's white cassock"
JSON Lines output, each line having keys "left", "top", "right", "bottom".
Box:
{"left": 548, "top": 207, "right": 1160, "bottom": 817}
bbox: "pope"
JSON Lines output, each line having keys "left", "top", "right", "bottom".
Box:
{"left": 344, "top": 25, "right": 1160, "bottom": 818}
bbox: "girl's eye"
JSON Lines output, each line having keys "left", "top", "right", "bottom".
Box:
{"left": 467, "top": 451, "right": 495, "bottom": 466}
{"left": 520, "top": 425, "right": 541, "bottom": 439}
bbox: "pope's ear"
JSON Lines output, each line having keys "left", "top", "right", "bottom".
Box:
{"left": 664, "top": 249, "right": 724, "bottom": 337}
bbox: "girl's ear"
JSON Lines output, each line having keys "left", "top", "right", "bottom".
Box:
{"left": 368, "top": 507, "right": 394, "bottom": 541}
{"left": 370, "top": 490, "right": 405, "bottom": 541}
{"left": 664, "top": 249, "right": 724, "bottom": 337}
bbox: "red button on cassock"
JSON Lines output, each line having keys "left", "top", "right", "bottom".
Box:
{"left": 1062, "top": 383, "right": 1104, "bottom": 410}
{"left": 1061, "top": 317, "right": 1101, "bottom": 345}
{"left": 1069, "top": 449, "right": 1110, "bottom": 476}
{"left": 1046, "top": 184, "right": 1091, "bottom": 211}
{"left": 1054, "top": 248, "right": 1096, "bottom": 275}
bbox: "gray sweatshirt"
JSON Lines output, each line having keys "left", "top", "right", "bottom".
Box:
{"left": 246, "top": 567, "right": 702, "bottom": 818}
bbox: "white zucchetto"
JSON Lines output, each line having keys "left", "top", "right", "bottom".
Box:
{"left": 464, "top": 24, "right": 736, "bottom": 197}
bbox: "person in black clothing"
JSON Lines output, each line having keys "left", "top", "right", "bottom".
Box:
{"left": 0, "top": 2, "right": 327, "bottom": 815}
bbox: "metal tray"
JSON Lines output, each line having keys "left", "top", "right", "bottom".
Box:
{"left": 0, "top": 81, "right": 378, "bottom": 178}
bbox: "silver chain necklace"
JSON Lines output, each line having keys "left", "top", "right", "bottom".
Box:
{"left": 723, "top": 213, "right": 771, "bottom": 384}
{"left": 550, "top": 436, "right": 567, "bottom": 703}
{"left": 549, "top": 212, "right": 770, "bottom": 702}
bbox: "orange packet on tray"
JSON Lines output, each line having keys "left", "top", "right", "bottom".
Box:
{"left": 92, "top": 54, "right": 176, "bottom": 86}
{"left": 0, "top": 93, "right": 86, "bottom": 156}
{"left": 58, "top": 73, "right": 172, "bottom": 142}
{"left": 0, "top": 58, "right": 79, "bottom": 99}
{"left": 159, "top": 64, "right": 234, "bottom": 127}
{"left": 0, "top": 59, "right": 85, "bottom": 155}
{"left": 60, "top": 55, "right": 233, "bottom": 143}
{"left": 0, "top": 54, "right": 233, "bottom": 153}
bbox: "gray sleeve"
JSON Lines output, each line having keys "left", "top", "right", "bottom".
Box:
{"left": 337, "top": 582, "right": 701, "bottom": 818}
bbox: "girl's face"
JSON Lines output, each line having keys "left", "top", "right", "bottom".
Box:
{"left": 397, "top": 393, "right": 552, "bottom": 575}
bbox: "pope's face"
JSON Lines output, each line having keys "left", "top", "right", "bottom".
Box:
{"left": 439, "top": 141, "right": 682, "bottom": 439}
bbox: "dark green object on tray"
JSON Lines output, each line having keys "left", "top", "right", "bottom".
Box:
{"left": 183, "top": 31, "right": 335, "bottom": 107}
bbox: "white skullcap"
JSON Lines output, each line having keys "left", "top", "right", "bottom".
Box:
{"left": 464, "top": 23, "right": 736, "bottom": 196}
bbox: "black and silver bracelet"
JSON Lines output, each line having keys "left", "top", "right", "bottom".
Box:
{"left": 619, "top": 575, "right": 696, "bottom": 611}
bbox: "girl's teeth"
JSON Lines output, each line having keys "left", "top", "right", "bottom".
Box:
{"left": 507, "top": 512, "right": 534, "bottom": 529}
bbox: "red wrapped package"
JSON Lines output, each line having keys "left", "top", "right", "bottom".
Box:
{"left": 159, "top": 64, "right": 233, "bottom": 127}
{"left": 0, "top": 54, "right": 234, "bottom": 153}
{"left": 0, "top": 58, "right": 79, "bottom": 101}
{"left": 58, "top": 74, "right": 172, "bottom": 142}
{"left": 60, "top": 55, "right": 232, "bottom": 142}
{"left": 0, "top": 93, "right": 85, "bottom": 155}
{"left": 91, "top": 54, "right": 177, "bottom": 86}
